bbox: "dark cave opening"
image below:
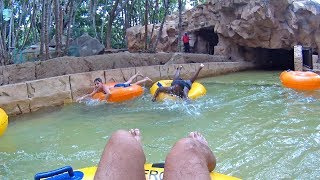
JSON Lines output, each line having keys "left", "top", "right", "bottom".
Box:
{"left": 193, "top": 27, "right": 218, "bottom": 55}
{"left": 241, "top": 47, "right": 294, "bottom": 70}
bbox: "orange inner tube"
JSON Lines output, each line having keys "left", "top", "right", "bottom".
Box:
{"left": 92, "top": 82, "right": 144, "bottom": 102}
{"left": 280, "top": 71, "right": 320, "bottom": 90}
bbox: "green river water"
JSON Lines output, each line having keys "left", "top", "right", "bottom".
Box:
{"left": 0, "top": 71, "right": 319, "bottom": 179}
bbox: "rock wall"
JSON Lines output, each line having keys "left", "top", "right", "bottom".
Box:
{"left": 0, "top": 61, "right": 255, "bottom": 115}
{"left": 126, "top": 0, "right": 320, "bottom": 59}
{"left": 0, "top": 52, "right": 232, "bottom": 86}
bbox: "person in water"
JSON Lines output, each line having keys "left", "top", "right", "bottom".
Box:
{"left": 77, "top": 72, "right": 152, "bottom": 102}
{"left": 152, "top": 63, "right": 204, "bottom": 102}
{"left": 94, "top": 129, "right": 216, "bottom": 180}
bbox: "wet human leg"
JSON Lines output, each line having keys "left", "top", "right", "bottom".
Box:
{"left": 163, "top": 132, "right": 216, "bottom": 180}
{"left": 189, "top": 63, "right": 204, "bottom": 83}
{"left": 133, "top": 77, "right": 153, "bottom": 86}
{"left": 125, "top": 72, "right": 144, "bottom": 84}
{"left": 173, "top": 66, "right": 183, "bottom": 81}
{"left": 94, "top": 129, "right": 146, "bottom": 180}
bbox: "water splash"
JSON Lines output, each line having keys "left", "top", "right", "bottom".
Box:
{"left": 80, "top": 99, "right": 106, "bottom": 106}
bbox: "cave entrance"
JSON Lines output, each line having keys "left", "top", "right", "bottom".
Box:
{"left": 241, "top": 47, "right": 294, "bottom": 70}
{"left": 193, "top": 27, "right": 218, "bottom": 55}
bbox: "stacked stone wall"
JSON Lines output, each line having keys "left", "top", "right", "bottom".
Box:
{"left": 0, "top": 53, "right": 232, "bottom": 86}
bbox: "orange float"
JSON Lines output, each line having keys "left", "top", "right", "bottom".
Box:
{"left": 280, "top": 70, "right": 320, "bottom": 90}
{"left": 92, "top": 82, "right": 144, "bottom": 103}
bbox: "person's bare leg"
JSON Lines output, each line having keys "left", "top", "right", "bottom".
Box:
{"left": 125, "top": 72, "right": 144, "bottom": 84}
{"left": 94, "top": 129, "right": 146, "bottom": 180}
{"left": 173, "top": 65, "right": 183, "bottom": 81}
{"left": 163, "top": 131, "right": 216, "bottom": 180}
{"left": 189, "top": 63, "right": 204, "bottom": 83}
{"left": 133, "top": 77, "right": 153, "bottom": 86}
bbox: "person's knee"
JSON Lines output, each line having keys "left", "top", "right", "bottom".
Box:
{"left": 170, "top": 137, "right": 211, "bottom": 158}
{"left": 172, "top": 137, "right": 199, "bottom": 152}
{"left": 108, "top": 130, "right": 144, "bottom": 152}
{"left": 170, "top": 137, "right": 216, "bottom": 171}
{"left": 165, "top": 138, "right": 197, "bottom": 165}
{"left": 110, "top": 129, "right": 131, "bottom": 140}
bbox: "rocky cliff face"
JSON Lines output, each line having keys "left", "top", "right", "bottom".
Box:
{"left": 126, "top": 0, "right": 320, "bottom": 62}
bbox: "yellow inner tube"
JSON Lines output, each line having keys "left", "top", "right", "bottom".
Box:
{"left": 150, "top": 80, "right": 206, "bottom": 101}
{"left": 0, "top": 108, "right": 8, "bottom": 137}
{"left": 78, "top": 163, "right": 240, "bottom": 180}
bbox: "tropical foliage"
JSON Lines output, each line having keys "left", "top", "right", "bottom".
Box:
{"left": 0, "top": 0, "right": 206, "bottom": 65}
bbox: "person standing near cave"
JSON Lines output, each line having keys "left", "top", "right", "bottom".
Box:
{"left": 182, "top": 32, "right": 190, "bottom": 53}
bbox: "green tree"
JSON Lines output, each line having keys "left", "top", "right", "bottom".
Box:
{"left": 0, "top": 0, "right": 199, "bottom": 65}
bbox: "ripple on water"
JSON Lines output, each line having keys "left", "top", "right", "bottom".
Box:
{"left": 2, "top": 71, "right": 320, "bottom": 179}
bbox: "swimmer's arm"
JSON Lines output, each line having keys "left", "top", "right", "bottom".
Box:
{"left": 152, "top": 87, "right": 171, "bottom": 102}
{"left": 76, "top": 89, "right": 98, "bottom": 102}
{"left": 152, "top": 88, "right": 161, "bottom": 102}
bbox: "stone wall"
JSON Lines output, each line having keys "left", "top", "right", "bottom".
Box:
{"left": 0, "top": 61, "right": 255, "bottom": 116}
{"left": 0, "top": 52, "right": 232, "bottom": 86}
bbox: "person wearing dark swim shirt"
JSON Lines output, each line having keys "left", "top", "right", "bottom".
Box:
{"left": 77, "top": 72, "right": 152, "bottom": 102}
{"left": 152, "top": 63, "right": 204, "bottom": 102}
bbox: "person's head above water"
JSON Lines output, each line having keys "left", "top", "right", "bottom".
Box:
{"left": 94, "top": 78, "right": 103, "bottom": 88}
{"left": 94, "top": 78, "right": 102, "bottom": 83}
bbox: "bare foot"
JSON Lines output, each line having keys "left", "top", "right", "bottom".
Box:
{"left": 129, "top": 128, "right": 142, "bottom": 143}
{"left": 76, "top": 97, "right": 83, "bottom": 102}
{"left": 188, "top": 131, "right": 208, "bottom": 146}
{"left": 136, "top": 72, "right": 144, "bottom": 78}
{"left": 145, "top": 77, "right": 153, "bottom": 82}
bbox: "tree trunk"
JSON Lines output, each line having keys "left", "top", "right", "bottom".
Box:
{"left": 14, "top": 1, "right": 26, "bottom": 48}
{"left": 123, "top": 0, "right": 134, "bottom": 47}
{"left": 178, "top": 0, "right": 182, "bottom": 52}
{"left": 105, "top": 0, "right": 130, "bottom": 49}
{"left": 105, "top": 20, "right": 112, "bottom": 49}
{"left": 40, "top": 0, "right": 46, "bottom": 60}
{"left": 0, "top": 32, "right": 8, "bottom": 65}
{"left": 44, "top": 0, "right": 51, "bottom": 60}
{"left": 148, "top": 0, "right": 159, "bottom": 48}
{"left": 105, "top": 0, "right": 120, "bottom": 49}
{"left": 32, "top": 4, "right": 39, "bottom": 44}
{"left": 89, "top": 0, "right": 97, "bottom": 38}
{"left": 65, "top": 0, "right": 74, "bottom": 53}
{"left": 53, "top": 0, "right": 61, "bottom": 57}
{"left": 8, "top": 0, "right": 14, "bottom": 52}
{"left": 59, "top": 2, "right": 63, "bottom": 52}
{"left": 22, "top": 0, "right": 37, "bottom": 49}
{"left": 152, "top": 0, "right": 169, "bottom": 52}
{"left": 144, "top": 0, "right": 148, "bottom": 50}
{"left": 0, "top": 1, "right": 9, "bottom": 65}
